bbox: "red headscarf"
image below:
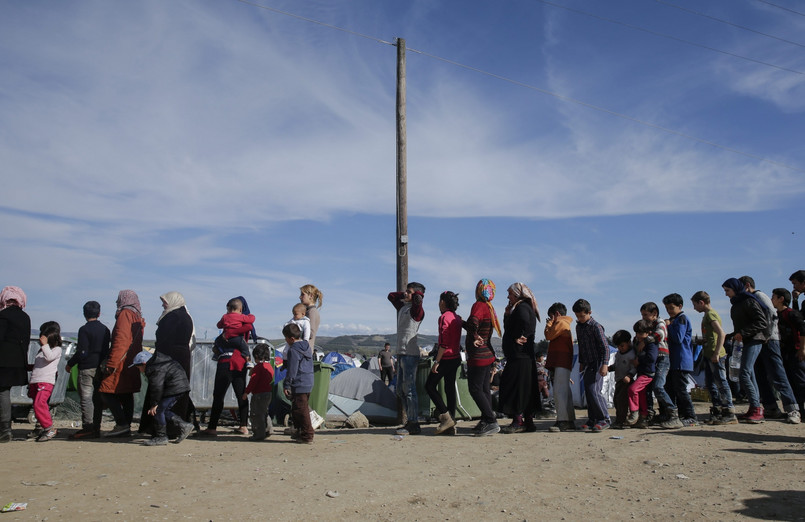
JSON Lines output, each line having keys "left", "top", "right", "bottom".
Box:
{"left": 475, "top": 279, "right": 501, "bottom": 337}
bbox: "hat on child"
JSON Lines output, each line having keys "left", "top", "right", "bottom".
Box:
{"left": 129, "top": 350, "right": 153, "bottom": 367}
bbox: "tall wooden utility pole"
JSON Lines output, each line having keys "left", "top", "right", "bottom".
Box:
{"left": 395, "top": 38, "right": 408, "bottom": 293}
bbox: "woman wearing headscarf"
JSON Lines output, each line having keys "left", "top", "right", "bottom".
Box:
{"left": 498, "top": 282, "right": 541, "bottom": 434}
{"left": 0, "top": 286, "right": 31, "bottom": 443}
{"left": 200, "top": 296, "right": 255, "bottom": 437}
{"left": 722, "top": 277, "right": 770, "bottom": 423}
{"left": 99, "top": 290, "right": 146, "bottom": 438}
{"left": 464, "top": 279, "right": 502, "bottom": 437}
{"left": 139, "top": 291, "right": 196, "bottom": 436}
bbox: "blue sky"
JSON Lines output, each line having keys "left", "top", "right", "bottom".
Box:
{"left": 2, "top": 0, "right": 804, "bottom": 341}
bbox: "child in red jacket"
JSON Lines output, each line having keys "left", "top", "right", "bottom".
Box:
{"left": 242, "top": 344, "right": 274, "bottom": 440}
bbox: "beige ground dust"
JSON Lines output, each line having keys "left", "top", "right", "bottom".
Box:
{"left": 2, "top": 403, "right": 805, "bottom": 521}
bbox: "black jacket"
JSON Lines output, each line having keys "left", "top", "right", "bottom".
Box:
{"left": 154, "top": 307, "right": 194, "bottom": 377}
{"left": 0, "top": 305, "right": 31, "bottom": 369}
{"left": 501, "top": 302, "right": 537, "bottom": 360}
{"left": 144, "top": 351, "right": 191, "bottom": 408}
{"left": 729, "top": 297, "right": 769, "bottom": 343}
{"left": 67, "top": 320, "right": 111, "bottom": 370}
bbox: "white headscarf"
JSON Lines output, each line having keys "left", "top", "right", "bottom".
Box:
{"left": 157, "top": 291, "right": 196, "bottom": 349}
{"left": 156, "top": 291, "right": 186, "bottom": 324}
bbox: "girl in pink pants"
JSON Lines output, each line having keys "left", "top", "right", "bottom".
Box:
{"left": 28, "top": 322, "right": 62, "bottom": 442}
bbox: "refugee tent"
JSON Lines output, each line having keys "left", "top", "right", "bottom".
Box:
{"left": 326, "top": 368, "right": 397, "bottom": 425}
{"left": 322, "top": 351, "right": 353, "bottom": 366}
{"left": 360, "top": 356, "right": 381, "bottom": 376}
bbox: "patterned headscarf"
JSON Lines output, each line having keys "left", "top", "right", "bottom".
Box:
{"left": 157, "top": 291, "right": 186, "bottom": 324}
{"left": 505, "top": 282, "right": 541, "bottom": 322}
{"left": 116, "top": 289, "right": 142, "bottom": 318}
{"left": 475, "top": 279, "right": 501, "bottom": 337}
{"left": 0, "top": 286, "right": 27, "bottom": 310}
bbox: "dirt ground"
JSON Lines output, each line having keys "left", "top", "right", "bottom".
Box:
{"left": 2, "top": 403, "right": 805, "bottom": 521}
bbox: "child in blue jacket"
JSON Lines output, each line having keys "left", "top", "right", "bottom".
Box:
{"left": 661, "top": 293, "right": 696, "bottom": 428}
{"left": 283, "top": 323, "right": 314, "bottom": 444}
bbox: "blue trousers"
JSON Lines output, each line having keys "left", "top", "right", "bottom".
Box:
{"left": 582, "top": 366, "right": 610, "bottom": 426}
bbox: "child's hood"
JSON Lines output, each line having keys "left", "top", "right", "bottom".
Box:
{"left": 291, "top": 340, "right": 312, "bottom": 359}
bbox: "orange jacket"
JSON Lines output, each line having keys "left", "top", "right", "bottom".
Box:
{"left": 99, "top": 308, "right": 145, "bottom": 394}
{"left": 544, "top": 315, "right": 574, "bottom": 370}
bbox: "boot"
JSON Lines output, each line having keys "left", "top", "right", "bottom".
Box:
{"left": 170, "top": 417, "right": 194, "bottom": 443}
{"left": 434, "top": 412, "right": 456, "bottom": 435}
{"left": 715, "top": 407, "right": 738, "bottom": 425}
{"left": 501, "top": 414, "right": 525, "bottom": 434}
{"left": 660, "top": 408, "right": 683, "bottom": 429}
{"left": 704, "top": 407, "right": 722, "bottom": 425}
{"left": 632, "top": 415, "right": 648, "bottom": 429}
{"left": 739, "top": 405, "right": 764, "bottom": 421}
{"left": 144, "top": 425, "right": 168, "bottom": 446}
{"left": 743, "top": 406, "right": 765, "bottom": 424}
{"left": 649, "top": 405, "right": 668, "bottom": 426}
{"left": 626, "top": 410, "right": 640, "bottom": 426}
{"left": 0, "top": 421, "right": 11, "bottom": 443}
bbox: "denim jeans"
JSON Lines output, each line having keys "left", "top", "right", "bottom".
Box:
{"left": 396, "top": 355, "right": 420, "bottom": 424}
{"left": 651, "top": 354, "right": 673, "bottom": 409}
{"left": 704, "top": 356, "right": 734, "bottom": 409}
{"left": 757, "top": 340, "right": 798, "bottom": 411}
{"left": 154, "top": 395, "right": 179, "bottom": 427}
{"left": 740, "top": 341, "right": 763, "bottom": 408}
{"left": 78, "top": 368, "right": 104, "bottom": 428}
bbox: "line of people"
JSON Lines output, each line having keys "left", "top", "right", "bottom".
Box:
{"left": 0, "top": 284, "right": 324, "bottom": 445}
{"left": 388, "top": 270, "right": 805, "bottom": 435}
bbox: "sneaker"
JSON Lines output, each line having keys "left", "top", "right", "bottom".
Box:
{"left": 786, "top": 410, "right": 801, "bottom": 425}
{"left": 548, "top": 422, "right": 561, "bottom": 433}
{"left": 626, "top": 411, "right": 639, "bottom": 425}
{"left": 103, "top": 424, "right": 132, "bottom": 438}
{"left": 407, "top": 422, "right": 421, "bottom": 435}
{"left": 500, "top": 422, "right": 525, "bottom": 434}
{"left": 591, "top": 421, "right": 610, "bottom": 432}
{"left": 681, "top": 417, "right": 699, "bottom": 427}
{"left": 475, "top": 422, "right": 500, "bottom": 437}
{"left": 36, "top": 427, "right": 57, "bottom": 442}
{"left": 26, "top": 428, "right": 42, "bottom": 440}
{"left": 632, "top": 416, "right": 648, "bottom": 429}
{"left": 714, "top": 412, "right": 738, "bottom": 425}
{"left": 764, "top": 408, "right": 786, "bottom": 420}
{"left": 395, "top": 424, "right": 410, "bottom": 436}
{"left": 471, "top": 421, "right": 484, "bottom": 433}
{"left": 143, "top": 436, "right": 168, "bottom": 446}
{"left": 69, "top": 427, "right": 97, "bottom": 440}
{"left": 524, "top": 423, "right": 538, "bottom": 433}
